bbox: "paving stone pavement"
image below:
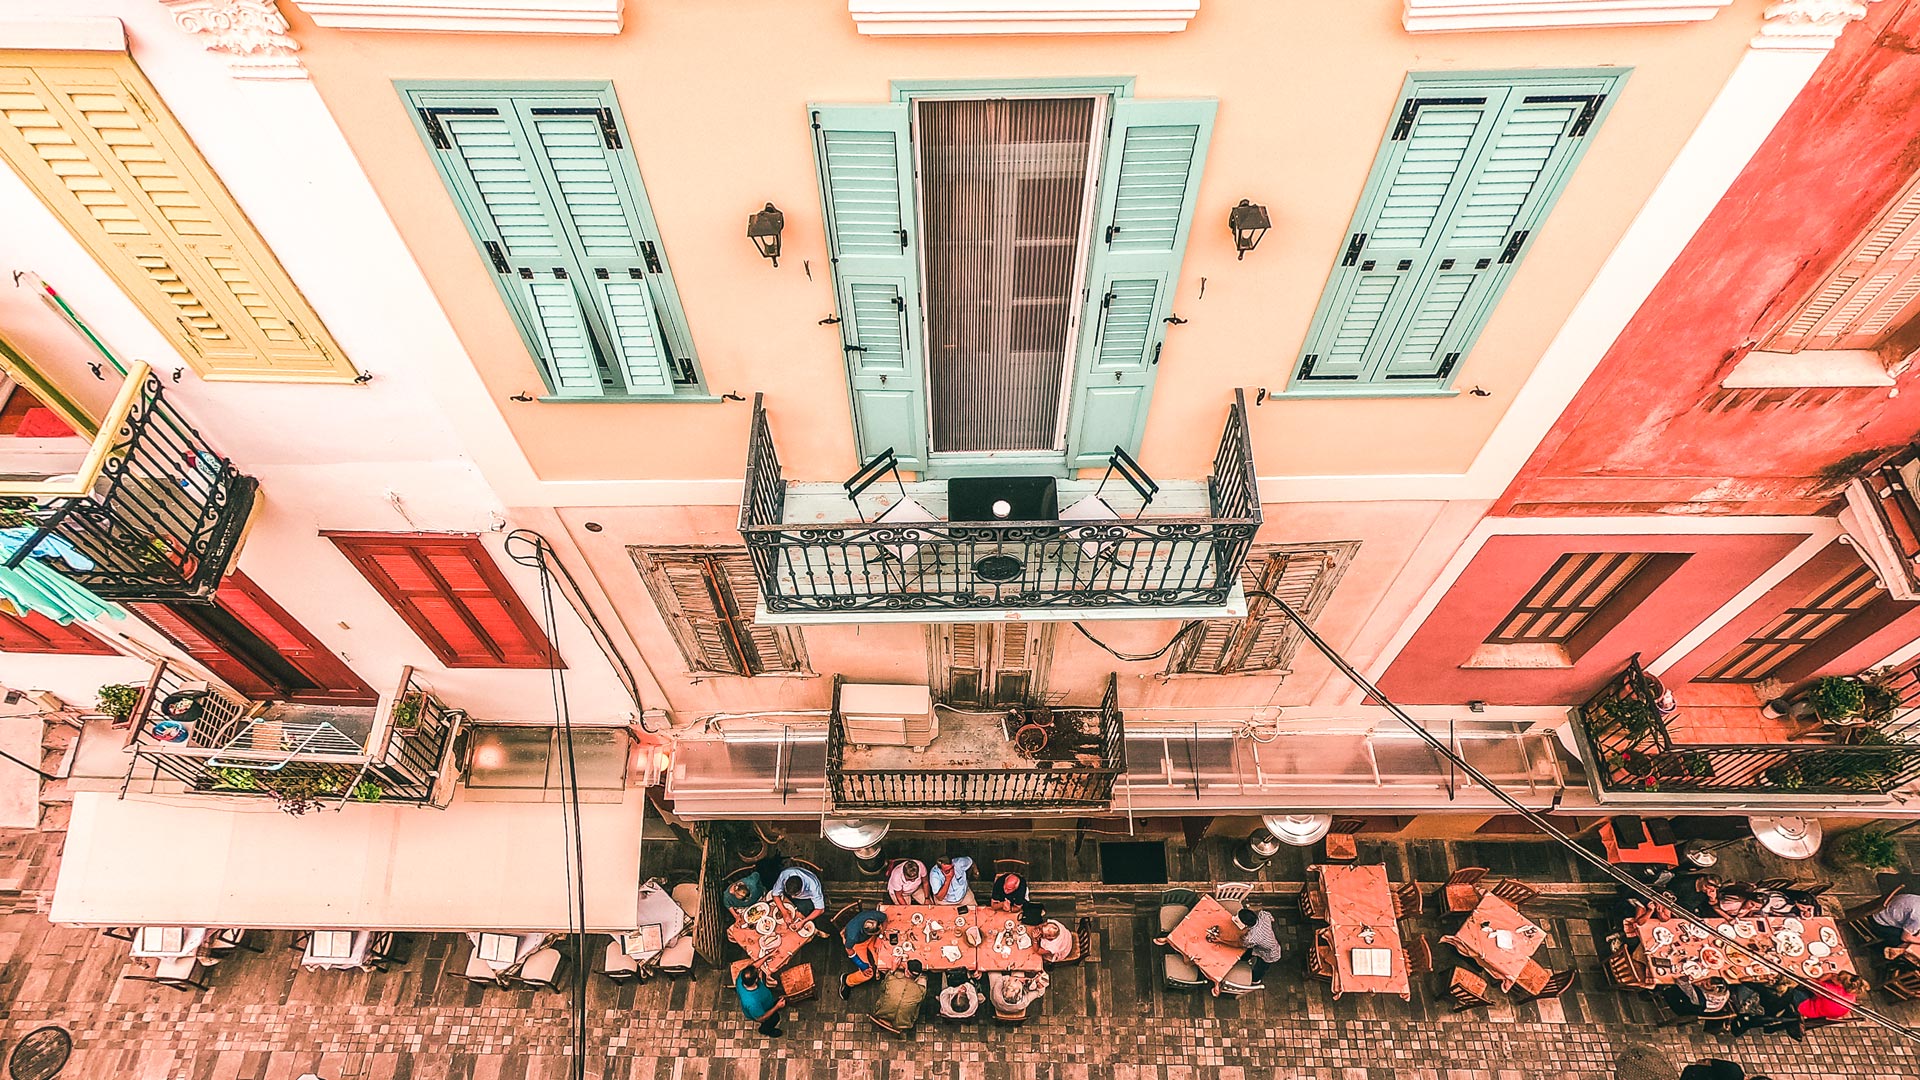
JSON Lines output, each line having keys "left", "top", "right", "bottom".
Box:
{"left": 3, "top": 824, "right": 1920, "bottom": 1080}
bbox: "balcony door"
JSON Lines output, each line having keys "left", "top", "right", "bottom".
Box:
{"left": 133, "top": 571, "right": 376, "bottom": 705}
{"left": 1696, "top": 563, "right": 1883, "bottom": 683}
{"left": 929, "top": 623, "right": 1054, "bottom": 706}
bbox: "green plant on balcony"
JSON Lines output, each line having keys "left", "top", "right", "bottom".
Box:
{"left": 1763, "top": 760, "right": 1806, "bottom": 789}
{"left": 1858, "top": 670, "right": 1904, "bottom": 724}
{"left": 259, "top": 769, "right": 343, "bottom": 817}
{"left": 1832, "top": 826, "right": 1901, "bottom": 872}
{"left": 350, "top": 779, "right": 383, "bottom": 803}
{"left": 1804, "top": 676, "right": 1866, "bottom": 723}
{"left": 0, "top": 496, "right": 38, "bottom": 529}
{"left": 1798, "top": 746, "right": 1903, "bottom": 791}
{"left": 390, "top": 693, "right": 423, "bottom": 731}
{"left": 206, "top": 765, "right": 260, "bottom": 792}
{"left": 1593, "top": 694, "right": 1660, "bottom": 744}
{"left": 96, "top": 683, "right": 140, "bottom": 725}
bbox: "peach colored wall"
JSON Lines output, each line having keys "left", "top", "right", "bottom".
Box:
{"left": 1377, "top": 531, "right": 1807, "bottom": 705}
{"left": 552, "top": 497, "right": 1456, "bottom": 716}
{"left": 283, "top": 0, "right": 1764, "bottom": 484}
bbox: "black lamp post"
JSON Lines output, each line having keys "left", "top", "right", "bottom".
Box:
{"left": 1228, "top": 199, "right": 1271, "bottom": 260}
{"left": 747, "top": 202, "right": 785, "bottom": 267}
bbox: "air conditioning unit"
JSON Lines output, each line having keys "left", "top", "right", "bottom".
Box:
{"left": 838, "top": 683, "right": 936, "bottom": 749}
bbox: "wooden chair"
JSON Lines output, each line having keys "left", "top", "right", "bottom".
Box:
{"left": 206, "top": 929, "right": 262, "bottom": 954}
{"left": 100, "top": 927, "right": 136, "bottom": 943}
{"left": 1392, "top": 881, "right": 1423, "bottom": 919}
{"left": 1406, "top": 934, "right": 1433, "bottom": 977}
{"left": 1513, "top": 963, "right": 1574, "bottom": 1004}
{"left": 453, "top": 937, "right": 502, "bottom": 985}
{"left": 871, "top": 1013, "right": 910, "bottom": 1036}
{"left": 1219, "top": 958, "right": 1261, "bottom": 995}
{"left": 1307, "top": 927, "right": 1335, "bottom": 982}
{"left": 1299, "top": 886, "right": 1328, "bottom": 922}
{"left": 1603, "top": 944, "right": 1652, "bottom": 991}
{"left": 125, "top": 955, "right": 209, "bottom": 992}
{"left": 784, "top": 856, "right": 827, "bottom": 880}
{"left": 1884, "top": 967, "right": 1920, "bottom": 1001}
{"left": 778, "top": 962, "right": 817, "bottom": 1003}
{"left": 1844, "top": 886, "right": 1903, "bottom": 944}
{"left": 1443, "top": 966, "right": 1493, "bottom": 1012}
{"left": 1753, "top": 877, "right": 1794, "bottom": 892}
{"left": 602, "top": 937, "right": 639, "bottom": 982}
{"left": 1051, "top": 916, "right": 1092, "bottom": 966}
{"left": 659, "top": 882, "right": 700, "bottom": 976}
{"left": 1490, "top": 879, "right": 1539, "bottom": 907}
{"left": 1440, "top": 867, "right": 1488, "bottom": 914}
{"left": 1323, "top": 818, "right": 1366, "bottom": 862}
{"left": 1163, "top": 949, "right": 1207, "bottom": 989}
{"left": 1214, "top": 882, "right": 1255, "bottom": 905}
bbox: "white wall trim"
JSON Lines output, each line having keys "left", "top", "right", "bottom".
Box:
{"left": 156, "top": 1, "right": 305, "bottom": 80}
{"left": 848, "top": 0, "right": 1199, "bottom": 36}
{"left": 285, "top": 0, "right": 624, "bottom": 35}
{"left": 1402, "top": 0, "right": 1736, "bottom": 34}
{"left": 1644, "top": 520, "right": 1842, "bottom": 673}
{"left": 1720, "top": 348, "right": 1896, "bottom": 387}
{"left": 0, "top": 16, "right": 126, "bottom": 50}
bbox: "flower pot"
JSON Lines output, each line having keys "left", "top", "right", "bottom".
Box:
{"left": 1762, "top": 698, "right": 1790, "bottom": 719}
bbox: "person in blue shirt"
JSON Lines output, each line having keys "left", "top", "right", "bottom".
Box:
{"left": 929, "top": 856, "right": 975, "bottom": 906}
{"left": 735, "top": 965, "right": 786, "bottom": 1037}
{"left": 773, "top": 865, "right": 826, "bottom": 919}
{"left": 723, "top": 872, "right": 765, "bottom": 913}
{"left": 839, "top": 907, "right": 889, "bottom": 996}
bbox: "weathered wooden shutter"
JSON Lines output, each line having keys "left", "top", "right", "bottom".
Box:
{"left": 0, "top": 53, "right": 357, "bottom": 382}
{"left": 131, "top": 602, "right": 276, "bottom": 699}
{"left": 1293, "top": 73, "right": 1617, "bottom": 391}
{"left": 407, "top": 86, "right": 698, "bottom": 398}
{"left": 1171, "top": 543, "right": 1359, "bottom": 674}
{"left": 1064, "top": 98, "right": 1216, "bottom": 469}
{"left": 929, "top": 623, "right": 1052, "bottom": 704}
{"left": 0, "top": 610, "right": 115, "bottom": 655}
{"left": 1771, "top": 175, "right": 1920, "bottom": 352}
{"left": 810, "top": 104, "right": 929, "bottom": 469}
{"left": 633, "top": 549, "right": 806, "bottom": 676}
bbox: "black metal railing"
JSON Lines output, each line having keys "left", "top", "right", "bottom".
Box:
{"left": 8, "top": 374, "right": 255, "bottom": 600}
{"left": 739, "top": 393, "right": 1261, "bottom": 615}
{"left": 1577, "top": 655, "right": 1920, "bottom": 796}
{"left": 827, "top": 674, "right": 1125, "bottom": 812}
{"left": 123, "top": 663, "right": 461, "bottom": 809}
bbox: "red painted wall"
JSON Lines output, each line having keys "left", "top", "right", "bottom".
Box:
{"left": 1665, "top": 540, "right": 1869, "bottom": 683}
{"left": 1499, "top": 2, "right": 1920, "bottom": 517}
{"left": 1377, "top": 532, "right": 1806, "bottom": 705}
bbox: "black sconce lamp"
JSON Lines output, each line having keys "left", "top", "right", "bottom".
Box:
{"left": 1228, "top": 199, "right": 1271, "bottom": 260}
{"left": 747, "top": 202, "right": 785, "bottom": 267}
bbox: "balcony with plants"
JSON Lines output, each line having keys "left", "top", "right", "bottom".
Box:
{"left": 1573, "top": 654, "right": 1920, "bottom": 799}
{"left": 116, "top": 663, "right": 464, "bottom": 813}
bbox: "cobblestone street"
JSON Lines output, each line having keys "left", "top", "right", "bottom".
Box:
{"left": 4, "top": 823, "right": 1919, "bottom": 1080}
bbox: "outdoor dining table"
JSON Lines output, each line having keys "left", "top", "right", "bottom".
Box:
{"left": 302, "top": 930, "right": 371, "bottom": 970}
{"left": 1443, "top": 893, "right": 1549, "bottom": 990}
{"left": 624, "top": 879, "right": 692, "bottom": 961}
{"left": 471, "top": 931, "right": 547, "bottom": 972}
{"left": 1315, "top": 864, "right": 1411, "bottom": 999}
{"left": 1632, "top": 915, "right": 1856, "bottom": 985}
{"left": 1164, "top": 896, "right": 1247, "bottom": 984}
{"left": 725, "top": 895, "right": 817, "bottom": 975}
{"left": 131, "top": 926, "right": 207, "bottom": 959}
{"left": 871, "top": 904, "right": 1046, "bottom": 974}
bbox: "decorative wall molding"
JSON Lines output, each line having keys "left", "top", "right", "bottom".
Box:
{"left": 1402, "top": 0, "right": 1735, "bottom": 33}
{"left": 849, "top": 0, "right": 1199, "bottom": 36}
{"left": 156, "top": 0, "right": 305, "bottom": 80}
{"left": 285, "top": 0, "right": 623, "bottom": 34}
{"left": 1752, "top": 0, "right": 1881, "bottom": 50}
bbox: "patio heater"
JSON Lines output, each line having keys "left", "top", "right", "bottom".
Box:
{"left": 1683, "top": 814, "right": 1825, "bottom": 867}
{"left": 1233, "top": 825, "right": 1283, "bottom": 872}
{"left": 1264, "top": 814, "right": 1333, "bottom": 847}
{"left": 822, "top": 818, "right": 891, "bottom": 875}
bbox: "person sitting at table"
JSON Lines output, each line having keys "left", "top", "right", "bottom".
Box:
{"left": 1035, "top": 919, "right": 1075, "bottom": 964}
{"left": 839, "top": 907, "right": 889, "bottom": 996}
{"left": 936, "top": 970, "right": 982, "bottom": 1020}
{"left": 1618, "top": 889, "right": 1679, "bottom": 936}
{"left": 1663, "top": 976, "right": 1732, "bottom": 1021}
{"left": 735, "top": 964, "right": 787, "bottom": 1039}
{"left": 1762, "top": 971, "right": 1866, "bottom": 1039}
{"left": 1709, "top": 886, "right": 1764, "bottom": 920}
{"left": 988, "top": 970, "right": 1049, "bottom": 1017}
{"left": 887, "top": 859, "right": 931, "bottom": 905}
{"left": 870, "top": 959, "right": 928, "bottom": 1034}
{"left": 772, "top": 865, "right": 826, "bottom": 920}
{"left": 990, "top": 871, "right": 1029, "bottom": 911}
{"left": 724, "top": 874, "right": 765, "bottom": 914}
{"left": 1869, "top": 891, "right": 1920, "bottom": 956}
{"left": 1019, "top": 902, "right": 1047, "bottom": 927}
{"left": 1671, "top": 874, "right": 1725, "bottom": 918}
{"left": 1233, "top": 905, "right": 1284, "bottom": 985}
{"left": 929, "top": 855, "right": 975, "bottom": 906}
{"left": 1752, "top": 885, "right": 1817, "bottom": 919}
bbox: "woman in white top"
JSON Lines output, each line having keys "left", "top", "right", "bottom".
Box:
{"left": 1035, "top": 920, "right": 1075, "bottom": 963}
{"left": 887, "top": 859, "right": 931, "bottom": 905}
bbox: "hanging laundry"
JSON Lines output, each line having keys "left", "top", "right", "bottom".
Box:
{"left": 0, "top": 526, "right": 125, "bottom": 624}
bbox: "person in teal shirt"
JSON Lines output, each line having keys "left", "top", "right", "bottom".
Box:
{"left": 723, "top": 872, "right": 764, "bottom": 912}
{"left": 735, "top": 965, "right": 785, "bottom": 1037}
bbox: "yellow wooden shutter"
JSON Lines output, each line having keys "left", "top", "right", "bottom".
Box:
{"left": 0, "top": 52, "right": 358, "bottom": 382}
{"left": 1770, "top": 174, "right": 1920, "bottom": 353}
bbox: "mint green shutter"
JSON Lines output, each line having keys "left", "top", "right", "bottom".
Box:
{"left": 1064, "top": 98, "right": 1215, "bottom": 469}
{"left": 405, "top": 86, "right": 701, "bottom": 399}
{"left": 1292, "top": 73, "right": 1618, "bottom": 391}
{"left": 810, "top": 104, "right": 928, "bottom": 470}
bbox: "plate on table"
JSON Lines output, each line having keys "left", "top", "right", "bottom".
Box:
{"left": 797, "top": 921, "right": 817, "bottom": 939}
{"left": 1685, "top": 923, "right": 1712, "bottom": 940}
{"left": 965, "top": 927, "right": 983, "bottom": 947}
{"left": 1680, "top": 959, "right": 1706, "bottom": 978}
{"left": 1700, "top": 944, "right": 1726, "bottom": 967}
{"left": 1781, "top": 917, "right": 1804, "bottom": 934}
{"left": 1650, "top": 926, "right": 1676, "bottom": 948}
{"left": 911, "top": 912, "right": 925, "bottom": 925}
{"left": 1715, "top": 923, "right": 1737, "bottom": 939}
{"left": 941, "top": 945, "right": 963, "bottom": 963}
{"left": 744, "top": 902, "right": 770, "bottom": 923}
{"left": 1015, "top": 932, "right": 1032, "bottom": 950}
{"left": 1804, "top": 958, "right": 1828, "bottom": 978}
{"left": 1820, "top": 925, "right": 1841, "bottom": 948}
{"left": 756, "top": 917, "right": 777, "bottom": 936}
{"left": 758, "top": 933, "right": 779, "bottom": 951}
{"left": 1734, "top": 920, "right": 1758, "bottom": 939}
{"left": 1807, "top": 941, "right": 1831, "bottom": 958}
{"left": 1774, "top": 932, "right": 1805, "bottom": 958}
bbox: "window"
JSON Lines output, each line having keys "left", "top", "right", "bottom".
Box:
{"left": 1697, "top": 563, "right": 1883, "bottom": 683}
{"left": 465, "top": 725, "right": 629, "bottom": 794}
{"left": 328, "top": 533, "right": 558, "bottom": 669}
{"left": 1169, "top": 542, "right": 1359, "bottom": 675}
{"left": 928, "top": 622, "right": 1054, "bottom": 704}
{"left": 1487, "top": 552, "right": 1651, "bottom": 645}
{"left": 1764, "top": 171, "right": 1920, "bottom": 354}
{"left": 810, "top": 88, "right": 1214, "bottom": 469}
{"left": 402, "top": 83, "right": 703, "bottom": 400}
{"left": 132, "top": 571, "right": 378, "bottom": 704}
{"left": 0, "top": 51, "right": 358, "bottom": 382}
{"left": 631, "top": 547, "right": 808, "bottom": 676}
{"left": 1288, "top": 70, "right": 1623, "bottom": 394}
{"left": 0, "top": 611, "right": 115, "bottom": 655}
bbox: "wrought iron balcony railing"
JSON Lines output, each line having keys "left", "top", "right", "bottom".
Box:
{"left": 121, "top": 663, "right": 463, "bottom": 810}
{"left": 739, "top": 393, "right": 1260, "bottom": 620}
{"left": 1575, "top": 655, "right": 1920, "bottom": 797}
{"left": 826, "top": 674, "right": 1125, "bottom": 813}
{"left": 4, "top": 370, "right": 255, "bottom": 601}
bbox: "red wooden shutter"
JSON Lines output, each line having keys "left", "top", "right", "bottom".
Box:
{"left": 327, "top": 533, "right": 559, "bottom": 669}
{"left": 131, "top": 601, "right": 277, "bottom": 699}
{"left": 214, "top": 573, "right": 376, "bottom": 704}
{"left": 0, "top": 611, "right": 115, "bottom": 655}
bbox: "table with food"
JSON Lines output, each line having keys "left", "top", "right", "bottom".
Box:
{"left": 1633, "top": 915, "right": 1855, "bottom": 984}
{"left": 870, "top": 904, "right": 1045, "bottom": 974}
{"left": 725, "top": 895, "right": 818, "bottom": 975}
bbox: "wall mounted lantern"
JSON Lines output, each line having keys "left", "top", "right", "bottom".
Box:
{"left": 747, "top": 202, "right": 785, "bottom": 266}
{"left": 1229, "top": 199, "right": 1271, "bottom": 260}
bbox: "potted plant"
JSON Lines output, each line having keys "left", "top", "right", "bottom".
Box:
{"left": 1859, "top": 671, "right": 1904, "bottom": 724}
{"left": 259, "top": 770, "right": 344, "bottom": 817}
{"left": 349, "top": 779, "right": 384, "bottom": 803}
{"left": 1831, "top": 826, "right": 1901, "bottom": 872}
{"left": 1593, "top": 694, "right": 1660, "bottom": 742}
{"left": 389, "top": 693, "right": 423, "bottom": 733}
{"left": 206, "top": 765, "right": 260, "bottom": 792}
{"left": 96, "top": 683, "right": 140, "bottom": 725}
{"left": 1804, "top": 676, "right": 1867, "bottom": 724}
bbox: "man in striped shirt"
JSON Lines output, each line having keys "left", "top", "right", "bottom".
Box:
{"left": 1234, "top": 905, "right": 1283, "bottom": 984}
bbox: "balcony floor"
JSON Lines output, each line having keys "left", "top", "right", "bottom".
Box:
{"left": 839, "top": 708, "right": 1105, "bottom": 774}
{"left": 1664, "top": 683, "right": 1805, "bottom": 746}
